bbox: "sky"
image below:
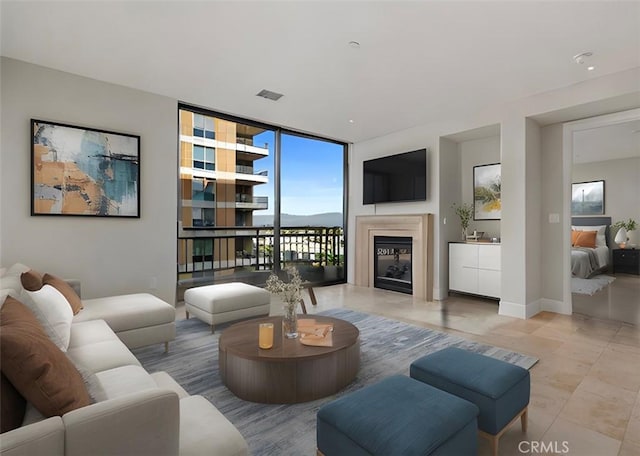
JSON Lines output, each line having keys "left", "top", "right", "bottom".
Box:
{"left": 252, "top": 131, "right": 344, "bottom": 216}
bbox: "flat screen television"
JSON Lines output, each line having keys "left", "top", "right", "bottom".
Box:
{"left": 363, "top": 148, "right": 427, "bottom": 204}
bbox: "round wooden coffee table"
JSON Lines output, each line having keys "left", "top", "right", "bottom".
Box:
{"left": 218, "top": 315, "right": 360, "bottom": 404}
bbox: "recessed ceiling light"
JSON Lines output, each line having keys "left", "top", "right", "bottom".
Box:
{"left": 348, "top": 41, "right": 360, "bottom": 49}
{"left": 349, "top": 119, "right": 355, "bottom": 124}
{"left": 587, "top": 66, "right": 595, "bottom": 71}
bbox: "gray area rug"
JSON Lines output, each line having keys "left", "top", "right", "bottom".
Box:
{"left": 133, "top": 308, "right": 538, "bottom": 456}
{"left": 571, "top": 274, "right": 615, "bottom": 296}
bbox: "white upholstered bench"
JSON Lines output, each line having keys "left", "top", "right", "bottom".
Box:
{"left": 184, "top": 282, "right": 271, "bottom": 332}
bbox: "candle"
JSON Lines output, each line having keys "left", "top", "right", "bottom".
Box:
{"left": 259, "top": 322, "right": 274, "bottom": 349}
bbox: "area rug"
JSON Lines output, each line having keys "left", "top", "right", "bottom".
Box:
{"left": 571, "top": 274, "right": 615, "bottom": 296}
{"left": 133, "top": 308, "right": 538, "bottom": 456}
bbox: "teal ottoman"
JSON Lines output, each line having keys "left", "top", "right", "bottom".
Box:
{"left": 410, "top": 347, "right": 530, "bottom": 456}
{"left": 316, "top": 375, "right": 479, "bottom": 456}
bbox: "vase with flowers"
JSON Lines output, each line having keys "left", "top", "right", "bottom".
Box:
{"left": 452, "top": 202, "right": 473, "bottom": 241}
{"left": 266, "top": 266, "right": 303, "bottom": 339}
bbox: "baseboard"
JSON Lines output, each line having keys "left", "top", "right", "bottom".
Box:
{"left": 540, "top": 298, "right": 571, "bottom": 315}
{"left": 433, "top": 286, "right": 446, "bottom": 301}
{"left": 498, "top": 300, "right": 542, "bottom": 319}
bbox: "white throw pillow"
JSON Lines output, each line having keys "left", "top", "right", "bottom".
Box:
{"left": 572, "top": 225, "right": 607, "bottom": 247}
{"left": 0, "top": 263, "right": 32, "bottom": 295}
{"left": 23, "top": 285, "right": 73, "bottom": 351}
{"left": 19, "top": 289, "right": 66, "bottom": 350}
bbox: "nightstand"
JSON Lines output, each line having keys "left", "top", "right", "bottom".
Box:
{"left": 613, "top": 249, "right": 640, "bottom": 275}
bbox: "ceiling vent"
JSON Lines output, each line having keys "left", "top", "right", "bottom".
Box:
{"left": 256, "top": 89, "right": 284, "bottom": 101}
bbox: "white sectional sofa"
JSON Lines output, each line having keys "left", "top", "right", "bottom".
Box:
{"left": 0, "top": 264, "right": 249, "bottom": 456}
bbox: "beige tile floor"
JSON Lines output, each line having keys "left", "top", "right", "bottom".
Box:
{"left": 177, "top": 283, "right": 639, "bottom": 456}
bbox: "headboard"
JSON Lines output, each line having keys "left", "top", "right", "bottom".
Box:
{"left": 572, "top": 216, "right": 612, "bottom": 247}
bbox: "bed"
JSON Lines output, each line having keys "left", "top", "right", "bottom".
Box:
{"left": 571, "top": 216, "right": 611, "bottom": 278}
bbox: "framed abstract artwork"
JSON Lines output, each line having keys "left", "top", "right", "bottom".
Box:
{"left": 31, "top": 119, "right": 140, "bottom": 217}
{"left": 473, "top": 163, "right": 501, "bottom": 220}
{"left": 571, "top": 180, "right": 604, "bottom": 216}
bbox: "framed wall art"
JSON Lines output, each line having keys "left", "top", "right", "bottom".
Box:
{"left": 473, "top": 163, "right": 501, "bottom": 220}
{"left": 31, "top": 119, "right": 140, "bottom": 217}
{"left": 571, "top": 180, "right": 604, "bottom": 216}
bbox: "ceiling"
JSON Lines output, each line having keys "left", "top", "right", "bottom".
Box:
{"left": 573, "top": 119, "right": 640, "bottom": 164}
{"left": 2, "top": 1, "right": 640, "bottom": 143}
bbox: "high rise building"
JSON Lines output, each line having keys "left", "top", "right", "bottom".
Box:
{"left": 179, "top": 109, "right": 269, "bottom": 229}
{"left": 178, "top": 108, "right": 270, "bottom": 277}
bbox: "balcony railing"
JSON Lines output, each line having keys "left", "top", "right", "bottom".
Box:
{"left": 235, "top": 195, "right": 268, "bottom": 210}
{"left": 177, "top": 226, "right": 344, "bottom": 287}
{"left": 235, "top": 165, "right": 268, "bottom": 176}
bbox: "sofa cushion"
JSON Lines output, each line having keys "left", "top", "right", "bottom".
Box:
{"left": 1, "top": 372, "right": 26, "bottom": 433}
{"left": 75, "top": 293, "right": 175, "bottom": 333}
{"left": 179, "top": 395, "right": 249, "bottom": 456}
{"left": 24, "top": 285, "right": 73, "bottom": 351}
{"left": 43, "top": 273, "right": 83, "bottom": 315}
{"left": 0, "top": 297, "right": 91, "bottom": 418}
{"left": 66, "top": 320, "right": 142, "bottom": 373}
{"left": 20, "top": 269, "right": 43, "bottom": 291}
{"left": 94, "top": 365, "right": 158, "bottom": 400}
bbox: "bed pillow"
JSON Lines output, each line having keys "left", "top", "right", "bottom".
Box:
{"left": 572, "top": 225, "right": 607, "bottom": 247}
{"left": 571, "top": 230, "right": 581, "bottom": 246}
{"left": 0, "top": 296, "right": 91, "bottom": 417}
{"left": 574, "top": 230, "right": 597, "bottom": 248}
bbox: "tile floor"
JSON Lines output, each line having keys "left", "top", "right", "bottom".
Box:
{"left": 177, "top": 283, "right": 639, "bottom": 456}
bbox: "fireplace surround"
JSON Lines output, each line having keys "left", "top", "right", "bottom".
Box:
{"left": 354, "top": 214, "right": 433, "bottom": 301}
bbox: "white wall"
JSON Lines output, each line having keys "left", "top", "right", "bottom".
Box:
{"left": 460, "top": 136, "right": 501, "bottom": 239}
{"left": 349, "top": 67, "right": 640, "bottom": 318}
{"left": 0, "top": 58, "right": 178, "bottom": 304}
{"left": 540, "top": 124, "right": 565, "bottom": 304}
{"left": 525, "top": 118, "right": 542, "bottom": 307}
{"left": 438, "top": 137, "right": 460, "bottom": 297}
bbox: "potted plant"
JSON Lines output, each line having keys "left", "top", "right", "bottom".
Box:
{"left": 266, "top": 266, "right": 304, "bottom": 339}
{"left": 452, "top": 202, "right": 473, "bottom": 241}
{"left": 613, "top": 218, "right": 638, "bottom": 248}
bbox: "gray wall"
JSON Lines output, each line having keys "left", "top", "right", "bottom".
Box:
{"left": 0, "top": 58, "right": 178, "bottom": 304}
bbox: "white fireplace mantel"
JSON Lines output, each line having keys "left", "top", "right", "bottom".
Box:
{"left": 354, "top": 214, "right": 434, "bottom": 301}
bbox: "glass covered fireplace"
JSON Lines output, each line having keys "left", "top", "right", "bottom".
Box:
{"left": 373, "top": 236, "right": 412, "bottom": 294}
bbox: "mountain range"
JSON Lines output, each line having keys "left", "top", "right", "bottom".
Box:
{"left": 253, "top": 212, "right": 343, "bottom": 228}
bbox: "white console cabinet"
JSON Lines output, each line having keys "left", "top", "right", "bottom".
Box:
{"left": 449, "top": 243, "right": 501, "bottom": 299}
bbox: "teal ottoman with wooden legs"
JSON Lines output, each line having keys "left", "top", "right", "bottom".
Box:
{"left": 316, "top": 375, "right": 479, "bottom": 456}
{"left": 410, "top": 347, "right": 530, "bottom": 456}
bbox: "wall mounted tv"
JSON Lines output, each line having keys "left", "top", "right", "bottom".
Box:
{"left": 363, "top": 148, "right": 427, "bottom": 204}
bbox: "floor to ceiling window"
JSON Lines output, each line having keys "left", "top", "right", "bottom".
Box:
{"left": 177, "top": 105, "right": 347, "bottom": 291}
